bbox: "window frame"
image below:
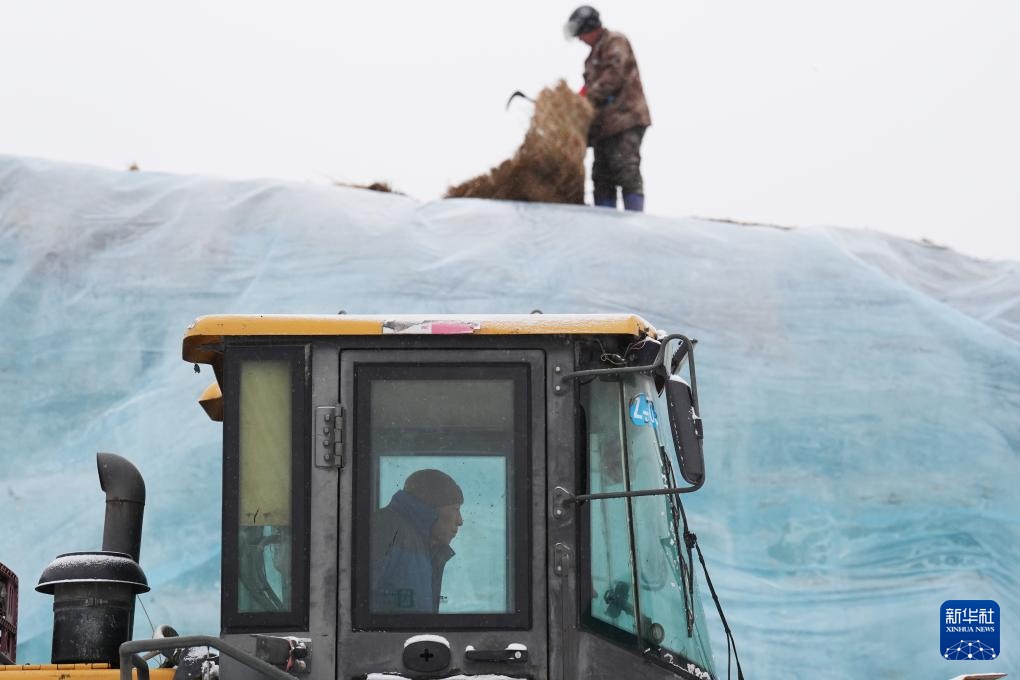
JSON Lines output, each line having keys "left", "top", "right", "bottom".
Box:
{"left": 350, "top": 360, "right": 533, "bottom": 631}
{"left": 222, "top": 344, "right": 311, "bottom": 633}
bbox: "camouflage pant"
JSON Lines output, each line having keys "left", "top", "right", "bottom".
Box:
{"left": 592, "top": 126, "right": 646, "bottom": 204}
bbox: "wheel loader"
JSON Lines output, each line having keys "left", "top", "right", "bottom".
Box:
{"left": 2, "top": 313, "right": 740, "bottom": 680}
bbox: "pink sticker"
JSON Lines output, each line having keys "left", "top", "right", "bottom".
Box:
{"left": 427, "top": 321, "right": 480, "bottom": 335}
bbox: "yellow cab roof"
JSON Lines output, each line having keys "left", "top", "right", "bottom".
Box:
{"left": 182, "top": 314, "right": 657, "bottom": 422}
{"left": 182, "top": 313, "right": 656, "bottom": 364}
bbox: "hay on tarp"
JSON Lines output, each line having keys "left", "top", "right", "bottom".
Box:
{"left": 357, "top": 181, "right": 398, "bottom": 193}
{"left": 445, "top": 80, "right": 594, "bottom": 204}
{"left": 334, "top": 180, "right": 402, "bottom": 194}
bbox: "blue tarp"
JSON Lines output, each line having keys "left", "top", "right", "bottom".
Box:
{"left": 1, "top": 155, "right": 1017, "bottom": 677}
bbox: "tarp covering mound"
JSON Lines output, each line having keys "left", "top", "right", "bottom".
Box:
{"left": 1, "top": 155, "right": 1017, "bottom": 677}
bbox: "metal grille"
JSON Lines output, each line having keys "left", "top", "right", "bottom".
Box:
{"left": 0, "top": 561, "right": 17, "bottom": 664}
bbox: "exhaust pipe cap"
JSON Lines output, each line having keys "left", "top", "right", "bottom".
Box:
{"left": 36, "top": 551, "right": 149, "bottom": 594}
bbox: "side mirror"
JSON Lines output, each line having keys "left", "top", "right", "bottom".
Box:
{"left": 664, "top": 375, "right": 705, "bottom": 486}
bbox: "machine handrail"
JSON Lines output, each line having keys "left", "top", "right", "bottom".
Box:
{"left": 119, "top": 634, "right": 296, "bottom": 680}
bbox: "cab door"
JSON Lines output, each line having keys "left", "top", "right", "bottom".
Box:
{"left": 337, "top": 349, "right": 548, "bottom": 679}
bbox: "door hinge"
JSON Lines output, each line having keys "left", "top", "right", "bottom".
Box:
{"left": 314, "top": 405, "right": 344, "bottom": 468}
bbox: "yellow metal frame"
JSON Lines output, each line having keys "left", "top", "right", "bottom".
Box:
{"left": 183, "top": 313, "right": 655, "bottom": 364}
{"left": 0, "top": 665, "right": 174, "bottom": 678}
{"left": 198, "top": 382, "right": 224, "bottom": 421}
{"left": 182, "top": 313, "right": 656, "bottom": 422}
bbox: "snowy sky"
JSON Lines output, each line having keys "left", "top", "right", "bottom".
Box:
{"left": 2, "top": 1, "right": 1018, "bottom": 261}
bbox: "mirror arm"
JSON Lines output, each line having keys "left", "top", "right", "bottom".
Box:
{"left": 560, "top": 481, "right": 705, "bottom": 508}
{"left": 558, "top": 362, "right": 663, "bottom": 382}
{"left": 559, "top": 334, "right": 696, "bottom": 383}
{"left": 680, "top": 335, "right": 700, "bottom": 413}
{"left": 667, "top": 333, "right": 700, "bottom": 413}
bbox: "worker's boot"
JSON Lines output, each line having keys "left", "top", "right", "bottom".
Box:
{"left": 623, "top": 193, "right": 645, "bottom": 212}
{"left": 593, "top": 185, "right": 617, "bottom": 208}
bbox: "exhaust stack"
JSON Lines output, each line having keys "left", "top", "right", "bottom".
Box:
{"left": 36, "top": 453, "right": 149, "bottom": 667}
{"left": 97, "top": 452, "right": 146, "bottom": 562}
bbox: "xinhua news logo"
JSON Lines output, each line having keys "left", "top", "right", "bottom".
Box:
{"left": 941, "top": 600, "right": 1000, "bottom": 660}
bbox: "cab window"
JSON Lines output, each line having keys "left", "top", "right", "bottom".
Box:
{"left": 352, "top": 364, "right": 531, "bottom": 629}
{"left": 627, "top": 379, "right": 715, "bottom": 666}
{"left": 581, "top": 374, "right": 715, "bottom": 673}
{"left": 223, "top": 346, "right": 309, "bottom": 632}
{"left": 583, "top": 377, "right": 638, "bottom": 636}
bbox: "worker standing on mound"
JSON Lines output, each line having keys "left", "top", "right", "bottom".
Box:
{"left": 565, "top": 6, "right": 652, "bottom": 212}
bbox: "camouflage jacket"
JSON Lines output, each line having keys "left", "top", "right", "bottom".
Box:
{"left": 583, "top": 29, "right": 652, "bottom": 144}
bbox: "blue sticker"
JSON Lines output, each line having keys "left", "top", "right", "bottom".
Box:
{"left": 941, "top": 600, "right": 1000, "bottom": 660}
{"left": 629, "top": 394, "right": 658, "bottom": 427}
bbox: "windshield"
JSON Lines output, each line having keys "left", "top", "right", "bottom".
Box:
{"left": 582, "top": 373, "right": 715, "bottom": 675}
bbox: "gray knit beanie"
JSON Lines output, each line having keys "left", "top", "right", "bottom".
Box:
{"left": 403, "top": 468, "right": 464, "bottom": 508}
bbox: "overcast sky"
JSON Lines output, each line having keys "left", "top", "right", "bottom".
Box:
{"left": 3, "top": 1, "right": 1018, "bottom": 261}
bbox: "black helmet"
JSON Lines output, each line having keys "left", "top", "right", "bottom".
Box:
{"left": 564, "top": 5, "right": 601, "bottom": 39}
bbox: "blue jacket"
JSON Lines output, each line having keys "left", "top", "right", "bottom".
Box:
{"left": 370, "top": 490, "right": 455, "bottom": 613}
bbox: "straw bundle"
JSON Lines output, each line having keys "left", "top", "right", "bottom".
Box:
{"left": 445, "top": 80, "right": 594, "bottom": 204}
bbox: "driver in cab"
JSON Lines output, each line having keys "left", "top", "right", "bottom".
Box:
{"left": 370, "top": 469, "right": 464, "bottom": 613}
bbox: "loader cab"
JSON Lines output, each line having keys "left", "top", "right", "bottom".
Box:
{"left": 183, "top": 314, "right": 718, "bottom": 680}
